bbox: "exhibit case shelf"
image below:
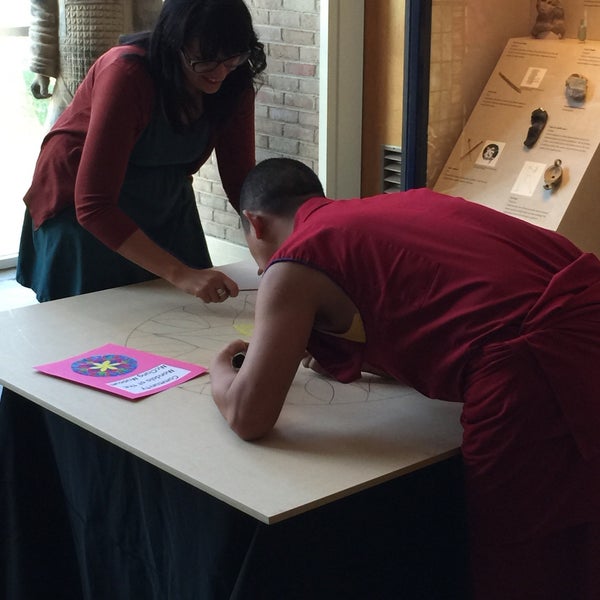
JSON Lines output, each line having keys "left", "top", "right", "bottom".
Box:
{"left": 435, "top": 37, "right": 600, "bottom": 256}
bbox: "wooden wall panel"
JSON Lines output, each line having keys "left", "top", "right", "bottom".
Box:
{"left": 361, "top": 1, "right": 405, "bottom": 196}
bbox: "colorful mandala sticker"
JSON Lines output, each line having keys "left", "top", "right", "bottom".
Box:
{"left": 71, "top": 354, "right": 138, "bottom": 378}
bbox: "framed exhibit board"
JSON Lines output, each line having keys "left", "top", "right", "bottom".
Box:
{"left": 434, "top": 37, "right": 600, "bottom": 255}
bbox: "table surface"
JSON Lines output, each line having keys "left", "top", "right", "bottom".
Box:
{"left": 0, "top": 275, "right": 463, "bottom": 524}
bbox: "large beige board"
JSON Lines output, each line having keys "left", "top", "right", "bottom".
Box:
{"left": 0, "top": 278, "right": 462, "bottom": 523}
{"left": 435, "top": 37, "right": 600, "bottom": 255}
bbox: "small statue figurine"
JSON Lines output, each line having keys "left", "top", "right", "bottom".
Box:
{"left": 531, "top": 0, "right": 566, "bottom": 39}
{"left": 29, "top": 0, "right": 163, "bottom": 128}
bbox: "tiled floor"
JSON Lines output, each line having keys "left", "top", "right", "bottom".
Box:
{"left": 0, "top": 237, "right": 251, "bottom": 312}
{"left": 0, "top": 268, "right": 37, "bottom": 311}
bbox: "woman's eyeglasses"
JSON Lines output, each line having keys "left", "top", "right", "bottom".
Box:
{"left": 180, "top": 50, "right": 251, "bottom": 74}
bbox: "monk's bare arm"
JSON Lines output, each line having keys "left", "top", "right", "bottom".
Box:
{"left": 210, "top": 262, "right": 319, "bottom": 440}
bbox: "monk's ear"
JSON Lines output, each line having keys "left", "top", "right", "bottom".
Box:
{"left": 242, "top": 210, "right": 266, "bottom": 240}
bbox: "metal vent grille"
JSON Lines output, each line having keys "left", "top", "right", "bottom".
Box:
{"left": 382, "top": 145, "right": 403, "bottom": 193}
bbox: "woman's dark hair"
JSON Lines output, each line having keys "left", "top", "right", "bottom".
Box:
{"left": 121, "top": 0, "right": 266, "bottom": 128}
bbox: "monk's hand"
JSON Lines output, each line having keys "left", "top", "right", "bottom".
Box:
{"left": 301, "top": 352, "right": 330, "bottom": 376}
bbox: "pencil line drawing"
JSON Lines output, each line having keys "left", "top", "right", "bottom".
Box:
{"left": 123, "top": 292, "right": 412, "bottom": 406}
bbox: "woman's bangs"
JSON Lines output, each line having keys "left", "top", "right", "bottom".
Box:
{"left": 188, "top": 4, "right": 253, "bottom": 59}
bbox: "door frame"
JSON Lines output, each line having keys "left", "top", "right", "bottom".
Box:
{"left": 319, "top": 0, "right": 431, "bottom": 196}
{"left": 318, "top": 0, "right": 364, "bottom": 198}
{"left": 401, "top": 0, "right": 431, "bottom": 190}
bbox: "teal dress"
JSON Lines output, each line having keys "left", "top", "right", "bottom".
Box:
{"left": 17, "top": 110, "right": 212, "bottom": 302}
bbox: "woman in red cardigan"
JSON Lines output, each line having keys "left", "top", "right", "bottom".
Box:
{"left": 18, "top": 0, "right": 266, "bottom": 303}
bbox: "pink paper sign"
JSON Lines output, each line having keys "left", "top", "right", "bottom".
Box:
{"left": 35, "top": 343, "right": 208, "bottom": 401}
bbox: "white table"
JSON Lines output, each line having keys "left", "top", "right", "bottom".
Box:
{"left": 0, "top": 277, "right": 469, "bottom": 599}
{"left": 0, "top": 278, "right": 463, "bottom": 524}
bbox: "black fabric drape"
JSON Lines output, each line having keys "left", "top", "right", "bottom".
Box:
{"left": 1, "top": 387, "right": 467, "bottom": 599}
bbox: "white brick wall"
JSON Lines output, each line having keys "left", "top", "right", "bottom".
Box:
{"left": 194, "top": 0, "right": 320, "bottom": 246}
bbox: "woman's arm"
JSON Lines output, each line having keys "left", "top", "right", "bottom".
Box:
{"left": 213, "top": 87, "right": 256, "bottom": 213}
{"left": 117, "top": 229, "right": 239, "bottom": 302}
{"left": 74, "top": 55, "right": 154, "bottom": 247}
{"left": 73, "top": 54, "right": 237, "bottom": 300}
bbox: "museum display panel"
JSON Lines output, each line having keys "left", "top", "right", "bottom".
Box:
{"left": 434, "top": 36, "right": 600, "bottom": 255}
{"left": 404, "top": 0, "right": 600, "bottom": 254}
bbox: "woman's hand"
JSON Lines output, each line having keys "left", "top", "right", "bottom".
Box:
{"left": 116, "top": 230, "right": 239, "bottom": 302}
{"left": 171, "top": 266, "right": 240, "bottom": 303}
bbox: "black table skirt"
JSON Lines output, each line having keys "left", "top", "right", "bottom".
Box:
{"left": 1, "top": 387, "right": 468, "bottom": 600}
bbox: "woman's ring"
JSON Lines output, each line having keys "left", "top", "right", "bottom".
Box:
{"left": 217, "top": 288, "right": 227, "bottom": 297}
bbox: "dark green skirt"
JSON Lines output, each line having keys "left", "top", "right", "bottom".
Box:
{"left": 17, "top": 207, "right": 212, "bottom": 303}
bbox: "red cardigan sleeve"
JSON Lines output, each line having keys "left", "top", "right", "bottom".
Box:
{"left": 74, "top": 53, "right": 154, "bottom": 249}
{"left": 213, "top": 86, "right": 256, "bottom": 214}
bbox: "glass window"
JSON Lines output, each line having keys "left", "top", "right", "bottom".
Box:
{"left": 0, "top": 6, "right": 49, "bottom": 267}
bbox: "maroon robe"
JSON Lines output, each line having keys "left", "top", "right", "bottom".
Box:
{"left": 267, "top": 190, "right": 600, "bottom": 599}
